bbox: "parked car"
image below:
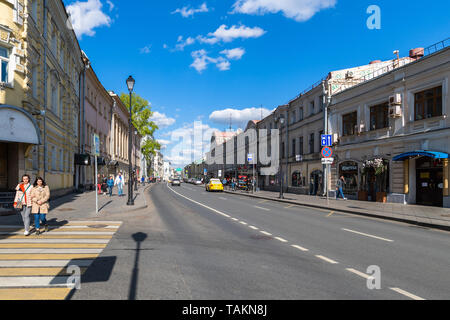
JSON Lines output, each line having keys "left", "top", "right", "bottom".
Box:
{"left": 193, "top": 179, "right": 202, "bottom": 185}
{"left": 206, "top": 179, "right": 224, "bottom": 192}
{"left": 171, "top": 179, "right": 181, "bottom": 186}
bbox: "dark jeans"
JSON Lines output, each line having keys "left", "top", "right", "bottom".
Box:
{"left": 35, "top": 213, "right": 47, "bottom": 229}
{"left": 108, "top": 186, "right": 113, "bottom": 196}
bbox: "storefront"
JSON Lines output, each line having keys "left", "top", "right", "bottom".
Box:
{"left": 0, "top": 105, "right": 41, "bottom": 191}
{"left": 393, "top": 151, "right": 448, "bottom": 208}
{"left": 339, "top": 161, "right": 358, "bottom": 198}
{"left": 310, "top": 170, "right": 323, "bottom": 196}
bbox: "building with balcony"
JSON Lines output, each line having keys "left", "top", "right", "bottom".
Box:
{"left": 329, "top": 41, "right": 450, "bottom": 207}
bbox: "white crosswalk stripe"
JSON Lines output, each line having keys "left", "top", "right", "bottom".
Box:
{"left": 0, "top": 221, "right": 121, "bottom": 300}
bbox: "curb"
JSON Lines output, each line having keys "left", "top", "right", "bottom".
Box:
{"left": 224, "top": 190, "right": 450, "bottom": 232}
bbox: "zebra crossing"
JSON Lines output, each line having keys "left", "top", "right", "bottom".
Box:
{"left": 0, "top": 221, "right": 122, "bottom": 300}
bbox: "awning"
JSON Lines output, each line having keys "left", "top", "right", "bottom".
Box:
{"left": 0, "top": 105, "right": 41, "bottom": 144}
{"left": 393, "top": 150, "right": 449, "bottom": 162}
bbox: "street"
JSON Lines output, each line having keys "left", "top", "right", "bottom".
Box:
{"left": 66, "top": 183, "right": 450, "bottom": 300}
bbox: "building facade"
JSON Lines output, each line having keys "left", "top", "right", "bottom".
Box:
{"left": 0, "top": 0, "right": 83, "bottom": 198}
{"left": 330, "top": 44, "right": 450, "bottom": 207}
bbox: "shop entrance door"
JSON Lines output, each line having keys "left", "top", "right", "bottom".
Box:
{"left": 0, "top": 143, "right": 8, "bottom": 191}
{"left": 416, "top": 158, "right": 443, "bottom": 207}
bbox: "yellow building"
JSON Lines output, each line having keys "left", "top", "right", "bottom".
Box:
{"left": 0, "top": 0, "right": 83, "bottom": 197}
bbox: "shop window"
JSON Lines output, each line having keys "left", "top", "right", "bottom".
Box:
{"left": 339, "top": 161, "right": 359, "bottom": 195}
{"left": 342, "top": 111, "right": 357, "bottom": 136}
{"left": 292, "top": 171, "right": 304, "bottom": 187}
{"left": 414, "top": 86, "right": 442, "bottom": 120}
{"left": 0, "top": 46, "right": 9, "bottom": 83}
{"left": 370, "top": 102, "right": 389, "bottom": 130}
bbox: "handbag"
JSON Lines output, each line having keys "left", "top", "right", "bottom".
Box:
{"left": 15, "top": 184, "right": 31, "bottom": 210}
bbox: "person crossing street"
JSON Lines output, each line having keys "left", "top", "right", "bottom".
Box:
{"left": 31, "top": 177, "right": 50, "bottom": 236}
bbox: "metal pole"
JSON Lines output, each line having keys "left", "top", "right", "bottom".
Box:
{"left": 95, "top": 155, "right": 98, "bottom": 214}
{"left": 127, "top": 91, "right": 134, "bottom": 206}
{"left": 279, "top": 120, "right": 283, "bottom": 199}
{"left": 285, "top": 110, "right": 289, "bottom": 196}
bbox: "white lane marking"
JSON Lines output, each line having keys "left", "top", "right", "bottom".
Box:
{"left": 231, "top": 218, "right": 239, "bottom": 221}
{"left": 168, "top": 185, "right": 234, "bottom": 220}
{"left": 260, "top": 231, "right": 272, "bottom": 236}
{"left": 0, "top": 232, "right": 115, "bottom": 235}
{"left": 61, "top": 221, "right": 122, "bottom": 224}
{"left": 315, "top": 255, "right": 339, "bottom": 264}
{"left": 239, "top": 221, "right": 248, "bottom": 225}
{"left": 0, "top": 239, "right": 110, "bottom": 244}
{"left": 254, "top": 206, "right": 270, "bottom": 211}
{"left": 219, "top": 197, "right": 228, "bottom": 200}
{"left": 342, "top": 228, "right": 394, "bottom": 242}
{"left": 0, "top": 260, "right": 94, "bottom": 268}
{"left": 274, "top": 237, "right": 288, "bottom": 243}
{"left": 0, "top": 248, "right": 103, "bottom": 254}
{"left": 249, "top": 226, "right": 259, "bottom": 230}
{"left": 259, "top": 200, "right": 269, "bottom": 204}
{"left": 291, "top": 245, "right": 309, "bottom": 252}
{"left": 346, "top": 268, "right": 371, "bottom": 279}
{"left": 0, "top": 276, "right": 71, "bottom": 288}
{"left": 390, "top": 287, "right": 426, "bottom": 300}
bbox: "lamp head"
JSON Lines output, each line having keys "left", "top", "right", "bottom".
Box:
{"left": 126, "top": 75, "right": 135, "bottom": 92}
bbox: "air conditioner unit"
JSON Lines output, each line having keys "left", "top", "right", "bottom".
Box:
{"left": 389, "top": 105, "right": 402, "bottom": 118}
{"left": 354, "top": 124, "right": 365, "bottom": 135}
{"left": 389, "top": 93, "right": 402, "bottom": 106}
{"left": 345, "top": 71, "right": 354, "bottom": 79}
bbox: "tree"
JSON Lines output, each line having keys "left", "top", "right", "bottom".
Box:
{"left": 120, "top": 92, "right": 161, "bottom": 165}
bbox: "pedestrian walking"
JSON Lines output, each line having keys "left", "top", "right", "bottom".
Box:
{"left": 13, "top": 174, "right": 33, "bottom": 236}
{"left": 115, "top": 172, "right": 125, "bottom": 196}
{"left": 97, "top": 174, "right": 102, "bottom": 195}
{"left": 336, "top": 176, "right": 347, "bottom": 200}
{"left": 107, "top": 175, "right": 115, "bottom": 197}
{"left": 141, "top": 176, "right": 145, "bottom": 186}
{"left": 31, "top": 177, "right": 50, "bottom": 236}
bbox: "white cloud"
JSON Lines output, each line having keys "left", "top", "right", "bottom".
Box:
{"left": 140, "top": 45, "right": 151, "bottom": 54}
{"left": 175, "top": 36, "right": 196, "bottom": 51}
{"left": 198, "top": 24, "right": 266, "bottom": 44}
{"left": 190, "top": 50, "right": 232, "bottom": 73}
{"left": 157, "top": 139, "right": 171, "bottom": 146}
{"left": 231, "top": 0, "right": 337, "bottom": 22}
{"left": 106, "top": 0, "right": 114, "bottom": 11}
{"left": 66, "top": 0, "right": 112, "bottom": 38}
{"left": 172, "top": 2, "right": 209, "bottom": 18}
{"left": 150, "top": 112, "right": 176, "bottom": 128}
{"left": 209, "top": 107, "right": 273, "bottom": 127}
{"left": 220, "top": 47, "right": 245, "bottom": 60}
{"left": 164, "top": 122, "right": 219, "bottom": 166}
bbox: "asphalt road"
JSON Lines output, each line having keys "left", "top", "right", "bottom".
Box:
{"left": 71, "top": 182, "right": 450, "bottom": 300}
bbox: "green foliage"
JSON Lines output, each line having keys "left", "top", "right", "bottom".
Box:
{"left": 120, "top": 92, "right": 161, "bottom": 159}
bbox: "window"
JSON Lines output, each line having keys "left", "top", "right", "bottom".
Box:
{"left": 32, "top": 66, "right": 37, "bottom": 98}
{"left": 370, "top": 102, "right": 389, "bottom": 130}
{"left": 414, "top": 86, "right": 442, "bottom": 120}
{"left": 31, "top": 0, "right": 38, "bottom": 21}
{"left": 299, "top": 107, "right": 303, "bottom": 121}
{"left": 291, "top": 138, "right": 296, "bottom": 157}
{"left": 0, "top": 46, "right": 9, "bottom": 83}
{"left": 281, "top": 142, "right": 285, "bottom": 159}
{"left": 51, "top": 146, "right": 56, "bottom": 171}
{"left": 292, "top": 171, "right": 304, "bottom": 187}
{"left": 342, "top": 111, "right": 357, "bottom": 136}
{"left": 309, "top": 101, "right": 315, "bottom": 115}
{"left": 59, "top": 87, "right": 64, "bottom": 119}
{"left": 319, "top": 95, "right": 324, "bottom": 112}
{"left": 299, "top": 137, "right": 304, "bottom": 155}
{"left": 60, "top": 149, "right": 64, "bottom": 171}
{"left": 51, "top": 83, "right": 58, "bottom": 114}
{"left": 309, "top": 133, "right": 315, "bottom": 154}
{"left": 291, "top": 110, "right": 296, "bottom": 124}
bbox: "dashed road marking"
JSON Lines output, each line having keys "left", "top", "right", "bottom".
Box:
{"left": 315, "top": 255, "right": 338, "bottom": 264}
{"left": 390, "top": 287, "right": 425, "bottom": 300}
{"left": 291, "top": 245, "right": 309, "bottom": 252}
{"left": 342, "top": 228, "right": 394, "bottom": 242}
{"left": 346, "top": 268, "right": 370, "bottom": 279}
{"left": 249, "top": 226, "right": 259, "bottom": 230}
{"left": 231, "top": 218, "right": 239, "bottom": 221}
{"left": 254, "top": 206, "right": 270, "bottom": 211}
{"left": 274, "top": 237, "right": 288, "bottom": 243}
{"left": 260, "top": 231, "right": 272, "bottom": 236}
{"left": 326, "top": 211, "right": 335, "bottom": 217}
{"left": 239, "top": 221, "right": 248, "bottom": 225}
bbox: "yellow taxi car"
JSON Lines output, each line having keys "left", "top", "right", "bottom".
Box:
{"left": 206, "top": 179, "right": 224, "bottom": 192}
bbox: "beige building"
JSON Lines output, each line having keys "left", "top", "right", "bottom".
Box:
{"left": 330, "top": 42, "right": 450, "bottom": 207}
{"left": 108, "top": 92, "right": 141, "bottom": 182}
{"left": 0, "top": 0, "right": 83, "bottom": 198}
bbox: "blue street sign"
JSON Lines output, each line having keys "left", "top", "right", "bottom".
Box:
{"left": 321, "top": 134, "right": 332, "bottom": 147}
{"left": 247, "top": 153, "right": 253, "bottom": 162}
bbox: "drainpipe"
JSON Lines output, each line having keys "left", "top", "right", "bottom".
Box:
{"left": 42, "top": 0, "right": 48, "bottom": 181}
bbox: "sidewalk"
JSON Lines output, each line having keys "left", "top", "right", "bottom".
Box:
{"left": 0, "top": 183, "right": 152, "bottom": 223}
{"left": 224, "top": 188, "right": 450, "bottom": 230}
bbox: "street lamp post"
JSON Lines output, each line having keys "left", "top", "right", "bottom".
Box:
{"left": 126, "top": 75, "right": 135, "bottom": 206}
{"left": 134, "top": 130, "right": 138, "bottom": 191}
{"left": 277, "top": 114, "right": 285, "bottom": 199}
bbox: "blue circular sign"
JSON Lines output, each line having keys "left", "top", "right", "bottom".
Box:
{"left": 322, "top": 147, "right": 333, "bottom": 158}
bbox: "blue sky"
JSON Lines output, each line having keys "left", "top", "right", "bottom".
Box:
{"left": 64, "top": 0, "right": 450, "bottom": 166}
